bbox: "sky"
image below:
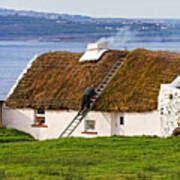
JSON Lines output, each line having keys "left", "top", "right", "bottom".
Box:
{"left": 0, "top": 0, "right": 180, "bottom": 19}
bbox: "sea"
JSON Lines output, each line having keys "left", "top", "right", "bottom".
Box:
{"left": 1, "top": 39, "right": 180, "bottom": 100}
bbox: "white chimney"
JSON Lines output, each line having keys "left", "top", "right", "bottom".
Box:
{"left": 79, "top": 41, "right": 109, "bottom": 62}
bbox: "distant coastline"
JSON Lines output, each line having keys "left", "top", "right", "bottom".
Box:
{"left": 1, "top": 8, "right": 180, "bottom": 43}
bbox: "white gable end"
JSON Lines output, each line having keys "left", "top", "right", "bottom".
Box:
{"left": 170, "top": 76, "right": 180, "bottom": 88}
{"left": 158, "top": 76, "right": 180, "bottom": 137}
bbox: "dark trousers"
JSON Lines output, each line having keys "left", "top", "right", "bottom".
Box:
{"left": 81, "top": 95, "right": 91, "bottom": 110}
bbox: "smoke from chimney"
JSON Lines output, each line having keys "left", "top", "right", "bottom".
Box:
{"left": 98, "top": 26, "right": 135, "bottom": 50}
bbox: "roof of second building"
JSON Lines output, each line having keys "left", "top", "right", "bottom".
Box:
{"left": 6, "top": 49, "right": 180, "bottom": 112}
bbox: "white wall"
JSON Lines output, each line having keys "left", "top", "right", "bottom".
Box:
{"left": 2, "top": 106, "right": 42, "bottom": 139}
{"left": 2, "top": 106, "right": 162, "bottom": 140}
{"left": 158, "top": 84, "right": 180, "bottom": 137}
{"left": 2, "top": 107, "right": 113, "bottom": 140}
{"left": 37, "top": 110, "right": 113, "bottom": 139}
{"left": 113, "top": 111, "right": 161, "bottom": 136}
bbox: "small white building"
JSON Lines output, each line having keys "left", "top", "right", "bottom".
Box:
{"left": 2, "top": 48, "right": 180, "bottom": 140}
{"left": 158, "top": 76, "right": 180, "bottom": 137}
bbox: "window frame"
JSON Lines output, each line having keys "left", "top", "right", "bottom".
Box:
{"left": 84, "top": 120, "right": 96, "bottom": 132}
{"left": 36, "top": 108, "right": 45, "bottom": 115}
{"left": 120, "top": 116, "right": 125, "bottom": 125}
{"left": 169, "top": 94, "right": 173, "bottom": 100}
{"left": 32, "top": 108, "right": 47, "bottom": 128}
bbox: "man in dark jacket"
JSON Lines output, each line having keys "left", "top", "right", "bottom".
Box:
{"left": 81, "top": 85, "right": 96, "bottom": 111}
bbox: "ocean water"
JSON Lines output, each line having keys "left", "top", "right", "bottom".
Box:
{"left": 1, "top": 40, "right": 180, "bottom": 100}
{"left": 0, "top": 40, "right": 87, "bottom": 100}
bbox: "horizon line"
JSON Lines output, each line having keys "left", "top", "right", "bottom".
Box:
{"left": 1, "top": 7, "right": 180, "bottom": 20}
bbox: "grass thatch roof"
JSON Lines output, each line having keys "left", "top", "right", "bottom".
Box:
{"left": 6, "top": 49, "right": 180, "bottom": 112}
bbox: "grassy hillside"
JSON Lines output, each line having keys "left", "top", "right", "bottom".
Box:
{"left": 0, "top": 128, "right": 34, "bottom": 143}
{"left": 0, "top": 136, "right": 179, "bottom": 179}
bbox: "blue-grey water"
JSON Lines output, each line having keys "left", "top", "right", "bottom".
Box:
{"left": 0, "top": 40, "right": 87, "bottom": 100}
{"left": 1, "top": 40, "right": 180, "bottom": 100}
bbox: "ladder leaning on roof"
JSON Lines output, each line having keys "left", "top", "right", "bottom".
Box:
{"left": 59, "top": 57, "right": 125, "bottom": 138}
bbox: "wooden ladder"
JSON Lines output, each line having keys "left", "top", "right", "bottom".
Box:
{"left": 59, "top": 57, "right": 124, "bottom": 137}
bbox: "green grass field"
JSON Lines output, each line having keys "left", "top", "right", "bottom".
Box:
{"left": 0, "top": 134, "right": 179, "bottom": 179}
{"left": 0, "top": 128, "right": 34, "bottom": 143}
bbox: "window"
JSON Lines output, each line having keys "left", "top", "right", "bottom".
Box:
{"left": 37, "top": 108, "right": 45, "bottom": 115}
{"left": 169, "top": 94, "right": 173, "bottom": 100}
{"left": 160, "top": 108, "right": 164, "bottom": 115}
{"left": 85, "top": 120, "right": 95, "bottom": 131}
{"left": 120, "top": 116, "right": 124, "bottom": 125}
{"left": 33, "top": 108, "right": 47, "bottom": 127}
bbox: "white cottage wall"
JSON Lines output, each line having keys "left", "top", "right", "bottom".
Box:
{"left": 39, "top": 111, "right": 113, "bottom": 139}
{"left": 2, "top": 108, "right": 114, "bottom": 140}
{"left": 2, "top": 107, "right": 42, "bottom": 139}
{"left": 114, "top": 111, "right": 161, "bottom": 136}
{"left": 2, "top": 107, "right": 162, "bottom": 140}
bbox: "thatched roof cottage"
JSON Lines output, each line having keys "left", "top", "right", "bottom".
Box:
{"left": 2, "top": 46, "right": 180, "bottom": 140}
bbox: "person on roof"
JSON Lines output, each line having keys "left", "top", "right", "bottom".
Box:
{"left": 81, "top": 85, "right": 97, "bottom": 111}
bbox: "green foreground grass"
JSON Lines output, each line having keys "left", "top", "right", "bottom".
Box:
{"left": 0, "top": 128, "right": 34, "bottom": 143}
{"left": 0, "top": 136, "right": 179, "bottom": 179}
